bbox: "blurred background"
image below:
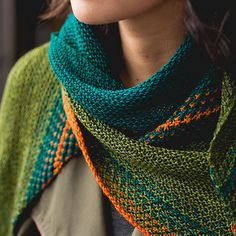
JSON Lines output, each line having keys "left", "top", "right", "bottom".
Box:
{"left": 0, "top": 0, "right": 53, "bottom": 101}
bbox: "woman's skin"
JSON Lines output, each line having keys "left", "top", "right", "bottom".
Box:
{"left": 70, "top": 0, "right": 186, "bottom": 88}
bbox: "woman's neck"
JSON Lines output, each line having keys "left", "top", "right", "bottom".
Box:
{"left": 118, "top": 0, "right": 186, "bottom": 88}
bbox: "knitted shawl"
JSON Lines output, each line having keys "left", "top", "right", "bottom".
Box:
{"left": 0, "top": 13, "right": 235, "bottom": 236}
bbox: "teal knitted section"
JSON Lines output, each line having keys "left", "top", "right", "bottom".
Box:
{"left": 48, "top": 13, "right": 222, "bottom": 137}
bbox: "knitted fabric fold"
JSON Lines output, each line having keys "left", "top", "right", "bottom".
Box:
{"left": 60, "top": 80, "right": 236, "bottom": 235}
{"left": 1, "top": 12, "right": 235, "bottom": 236}
{"left": 48, "top": 13, "right": 236, "bottom": 234}
{"left": 48, "top": 14, "right": 222, "bottom": 141}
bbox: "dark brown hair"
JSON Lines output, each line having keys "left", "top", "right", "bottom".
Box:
{"left": 41, "top": 0, "right": 235, "bottom": 78}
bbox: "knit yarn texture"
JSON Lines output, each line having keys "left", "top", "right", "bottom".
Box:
{"left": 0, "top": 13, "right": 235, "bottom": 236}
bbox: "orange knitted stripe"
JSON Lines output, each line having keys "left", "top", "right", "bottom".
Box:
{"left": 53, "top": 120, "right": 71, "bottom": 175}
{"left": 231, "top": 223, "right": 236, "bottom": 233}
{"left": 158, "top": 105, "right": 219, "bottom": 131}
{"left": 143, "top": 105, "right": 220, "bottom": 145}
{"left": 61, "top": 89, "right": 177, "bottom": 236}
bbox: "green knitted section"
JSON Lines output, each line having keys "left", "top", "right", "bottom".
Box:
{"left": 208, "top": 74, "right": 236, "bottom": 223}
{"left": 62, "top": 71, "right": 236, "bottom": 234}
{"left": 0, "top": 43, "right": 62, "bottom": 236}
{"left": 0, "top": 43, "right": 85, "bottom": 236}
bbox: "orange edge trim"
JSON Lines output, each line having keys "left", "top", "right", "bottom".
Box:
{"left": 61, "top": 89, "right": 177, "bottom": 236}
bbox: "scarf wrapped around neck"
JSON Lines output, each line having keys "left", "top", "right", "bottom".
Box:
{"left": 17, "top": 13, "right": 236, "bottom": 235}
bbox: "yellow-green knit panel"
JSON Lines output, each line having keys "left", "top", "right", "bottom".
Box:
{"left": 0, "top": 43, "right": 61, "bottom": 236}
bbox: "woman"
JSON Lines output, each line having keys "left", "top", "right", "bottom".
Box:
{"left": 0, "top": 0, "right": 235, "bottom": 235}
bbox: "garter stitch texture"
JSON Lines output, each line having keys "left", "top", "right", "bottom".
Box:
{"left": 0, "top": 13, "right": 235, "bottom": 236}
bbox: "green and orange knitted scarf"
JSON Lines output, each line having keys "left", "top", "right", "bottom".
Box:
{"left": 0, "top": 13, "right": 236, "bottom": 235}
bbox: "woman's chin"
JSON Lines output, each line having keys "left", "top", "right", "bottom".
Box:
{"left": 71, "top": 10, "right": 122, "bottom": 25}
{"left": 70, "top": 0, "right": 166, "bottom": 25}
